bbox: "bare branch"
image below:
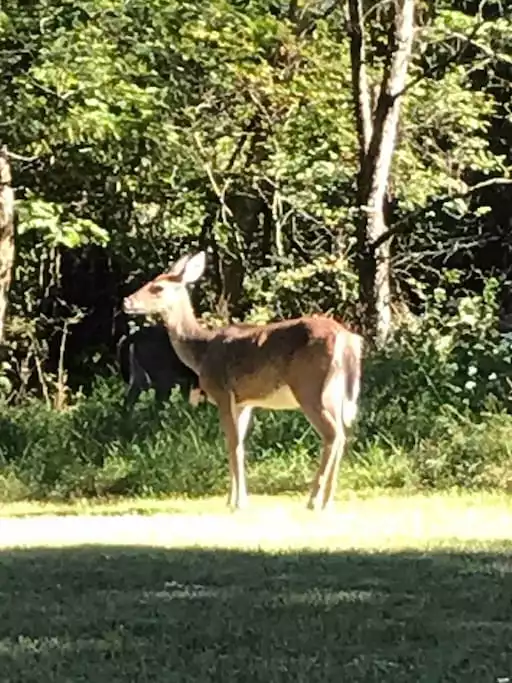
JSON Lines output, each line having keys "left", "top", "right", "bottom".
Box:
{"left": 5, "top": 150, "right": 40, "bottom": 163}
{"left": 347, "top": 0, "right": 374, "bottom": 162}
{"left": 297, "top": 0, "right": 340, "bottom": 38}
{"left": 371, "top": 177, "right": 512, "bottom": 251}
{"left": 225, "top": 116, "right": 258, "bottom": 173}
{"left": 28, "top": 76, "right": 75, "bottom": 102}
{"left": 450, "top": 31, "right": 512, "bottom": 64}
{"left": 192, "top": 132, "right": 233, "bottom": 219}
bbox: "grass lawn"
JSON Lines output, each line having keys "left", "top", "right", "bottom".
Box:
{"left": 0, "top": 492, "right": 511, "bottom": 681}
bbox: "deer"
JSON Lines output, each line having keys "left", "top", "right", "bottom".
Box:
{"left": 116, "top": 323, "right": 204, "bottom": 412}
{"left": 123, "top": 251, "right": 363, "bottom": 511}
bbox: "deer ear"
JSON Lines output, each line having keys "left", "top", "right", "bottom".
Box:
{"left": 167, "top": 253, "right": 192, "bottom": 277}
{"left": 181, "top": 251, "right": 206, "bottom": 284}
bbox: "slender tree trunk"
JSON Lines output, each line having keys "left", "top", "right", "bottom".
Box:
{"left": 348, "top": 0, "right": 415, "bottom": 343}
{"left": 0, "top": 146, "right": 15, "bottom": 343}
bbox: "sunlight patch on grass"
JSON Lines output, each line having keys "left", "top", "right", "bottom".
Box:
{"left": 1, "top": 492, "right": 511, "bottom": 553}
{"left": 1, "top": 488, "right": 510, "bottom": 517}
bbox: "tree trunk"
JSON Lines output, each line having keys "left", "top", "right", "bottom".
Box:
{"left": 348, "top": 0, "right": 416, "bottom": 343}
{"left": 0, "top": 146, "right": 15, "bottom": 343}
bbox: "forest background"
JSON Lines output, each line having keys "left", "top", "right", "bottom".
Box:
{"left": 0, "top": 0, "right": 511, "bottom": 502}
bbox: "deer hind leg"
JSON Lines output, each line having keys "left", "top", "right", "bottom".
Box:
{"left": 123, "top": 367, "right": 147, "bottom": 412}
{"left": 218, "top": 395, "right": 253, "bottom": 510}
{"left": 124, "top": 350, "right": 150, "bottom": 412}
{"left": 322, "top": 439, "right": 346, "bottom": 510}
{"left": 321, "top": 369, "right": 348, "bottom": 509}
{"left": 324, "top": 364, "right": 362, "bottom": 508}
{"left": 293, "top": 371, "right": 346, "bottom": 511}
{"left": 308, "top": 411, "right": 345, "bottom": 512}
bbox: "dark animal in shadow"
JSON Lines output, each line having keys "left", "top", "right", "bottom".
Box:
{"left": 117, "top": 323, "right": 201, "bottom": 412}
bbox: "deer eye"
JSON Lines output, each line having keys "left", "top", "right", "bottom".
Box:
{"left": 149, "top": 284, "right": 164, "bottom": 295}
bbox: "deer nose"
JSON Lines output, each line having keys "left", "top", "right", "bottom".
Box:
{"left": 123, "top": 296, "right": 134, "bottom": 313}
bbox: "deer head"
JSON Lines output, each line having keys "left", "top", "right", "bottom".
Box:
{"left": 123, "top": 252, "right": 206, "bottom": 317}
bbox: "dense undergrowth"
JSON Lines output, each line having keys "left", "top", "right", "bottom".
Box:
{"left": 0, "top": 285, "right": 511, "bottom": 503}
{"left": 0, "top": 373, "right": 510, "bottom": 504}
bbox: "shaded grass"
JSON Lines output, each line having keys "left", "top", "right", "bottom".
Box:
{"left": 0, "top": 542, "right": 511, "bottom": 682}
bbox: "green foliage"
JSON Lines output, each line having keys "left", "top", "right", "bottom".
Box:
{"left": 0, "top": 0, "right": 511, "bottom": 500}
{"left": 244, "top": 253, "right": 359, "bottom": 322}
{"left": 2, "top": 0, "right": 509, "bottom": 307}
{"left": 0, "top": 379, "right": 314, "bottom": 501}
{"left": 18, "top": 196, "right": 109, "bottom": 248}
{"left": 365, "top": 277, "right": 511, "bottom": 421}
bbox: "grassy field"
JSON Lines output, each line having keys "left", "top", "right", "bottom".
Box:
{"left": 0, "top": 493, "right": 511, "bottom": 682}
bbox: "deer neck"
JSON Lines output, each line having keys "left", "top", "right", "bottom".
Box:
{"left": 159, "top": 293, "right": 212, "bottom": 374}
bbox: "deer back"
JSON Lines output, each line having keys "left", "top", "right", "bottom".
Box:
{"left": 195, "top": 316, "right": 355, "bottom": 407}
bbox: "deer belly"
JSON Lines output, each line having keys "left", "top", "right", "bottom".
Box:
{"left": 242, "top": 385, "right": 300, "bottom": 410}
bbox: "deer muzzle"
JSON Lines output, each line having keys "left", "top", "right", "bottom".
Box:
{"left": 123, "top": 295, "right": 141, "bottom": 315}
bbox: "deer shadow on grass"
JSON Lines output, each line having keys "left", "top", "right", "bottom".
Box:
{"left": 0, "top": 543, "right": 510, "bottom": 682}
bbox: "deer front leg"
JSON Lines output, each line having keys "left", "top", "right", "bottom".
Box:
{"left": 123, "top": 382, "right": 140, "bottom": 413}
{"left": 234, "top": 406, "right": 253, "bottom": 509}
{"left": 219, "top": 398, "right": 253, "bottom": 510}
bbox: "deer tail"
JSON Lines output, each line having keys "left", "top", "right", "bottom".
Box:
{"left": 332, "top": 331, "right": 362, "bottom": 428}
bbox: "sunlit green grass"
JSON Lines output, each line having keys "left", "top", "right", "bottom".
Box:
{"left": 1, "top": 491, "right": 512, "bottom": 551}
